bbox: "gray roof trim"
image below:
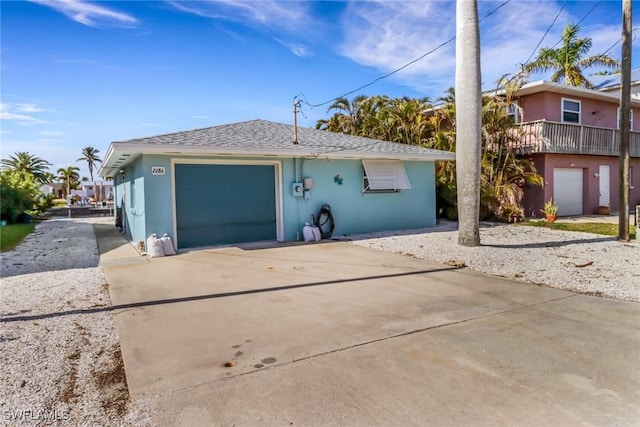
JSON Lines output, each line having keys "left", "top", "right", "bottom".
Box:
{"left": 98, "top": 119, "right": 455, "bottom": 177}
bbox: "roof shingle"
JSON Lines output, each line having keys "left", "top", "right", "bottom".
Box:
{"left": 115, "top": 119, "right": 454, "bottom": 158}
{"left": 100, "top": 119, "right": 455, "bottom": 177}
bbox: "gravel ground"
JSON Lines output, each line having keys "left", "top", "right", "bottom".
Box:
{"left": 1, "top": 218, "right": 637, "bottom": 425}
{"left": 349, "top": 221, "right": 640, "bottom": 303}
{"left": 0, "top": 219, "right": 152, "bottom": 426}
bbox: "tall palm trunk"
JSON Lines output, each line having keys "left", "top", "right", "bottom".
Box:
{"left": 90, "top": 166, "right": 98, "bottom": 202}
{"left": 455, "top": 0, "right": 482, "bottom": 246}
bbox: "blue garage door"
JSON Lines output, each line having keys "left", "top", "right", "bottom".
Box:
{"left": 175, "top": 164, "right": 277, "bottom": 248}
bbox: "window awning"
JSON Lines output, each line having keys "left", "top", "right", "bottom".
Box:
{"left": 362, "top": 160, "right": 411, "bottom": 190}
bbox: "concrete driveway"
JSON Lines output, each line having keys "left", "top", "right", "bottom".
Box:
{"left": 96, "top": 226, "right": 640, "bottom": 426}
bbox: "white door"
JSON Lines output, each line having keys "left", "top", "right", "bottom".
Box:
{"left": 598, "top": 165, "right": 610, "bottom": 207}
{"left": 553, "top": 168, "right": 583, "bottom": 216}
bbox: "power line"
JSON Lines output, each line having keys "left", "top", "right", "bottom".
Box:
{"left": 550, "top": 1, "right": 601, "bottom": 49}
{"left": 602, "top": 27, "right": 639, "bottom": 57}
{"left": 297, "top": 0, "right": 511, "bottom": 110}
{"left": 522, "top": 1, "right": 567, "bottom": 66}
{"left": 512, "top": 0, "right": 601, "bottom": 87}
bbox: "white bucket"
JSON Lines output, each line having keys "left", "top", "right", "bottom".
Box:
{"left": 311, "top": 226, "right": 321, "bottom": 241}
{"left": 302, "top": 224, "right": 315, "bottom": 242}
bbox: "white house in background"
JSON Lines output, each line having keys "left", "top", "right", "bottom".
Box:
{"left": 40, "top": 184, "right": 55, "bottom": 195}
{"left": 79, "top": 181, "right": 114, "bottom": 201}
{"left": 39, "top": 183, "right": 66, "bottom": 198}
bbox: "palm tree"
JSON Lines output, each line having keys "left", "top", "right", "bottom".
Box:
{"left": 40, "top": 172, "right": 56, "bottom": 184}
{"left": 316, "top": 95, "right": 374, "bottom": 136}
{"left": 57, "top": 166, "right": 80, "bottom": 198}
{"left": 77, "top": 146, "right": 102, "bottom": 182}
{"left": 1, "top": 151, "right": 51, "bottom": 183}
{"left": 386, "top": 97, "right": 432, "bottom": 145}
{"left": 455, "top": 0, "right": 482, "bottom": 246}
{"left": 523, "top": 23, "right": 619, "bottom": 88}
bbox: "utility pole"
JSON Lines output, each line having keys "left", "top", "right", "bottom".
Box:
{"left": 293, "top": 99, "right": 300, "bottom": 145}
{"left": 455, "top": 0, "right": 482, "bottom": 246}
{"left": 619, "top": 0, "right": 631, "bottom": 241}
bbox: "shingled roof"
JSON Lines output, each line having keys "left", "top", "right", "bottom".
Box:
{"left": 99, "top": 119, "right": 455, "bottom": 177}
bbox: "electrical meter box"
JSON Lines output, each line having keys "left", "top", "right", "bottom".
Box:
{"left": 292, "top": 182, "right": 304, "bottom": 197}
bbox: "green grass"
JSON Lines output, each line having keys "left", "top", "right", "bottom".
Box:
{"left": 0, "top": 223, "right": 36, "bottom": 252}
{"left": 520, "top": 220, "right": 637, "bottom": 240}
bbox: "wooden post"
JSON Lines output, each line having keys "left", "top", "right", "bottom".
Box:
{"left": 293, "top": 100, "right": 299, "bottom": 145}
{"left": 619, "top": 0, "right": 632, "bottom": 241}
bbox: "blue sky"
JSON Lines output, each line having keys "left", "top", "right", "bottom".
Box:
{"left": 1, "top": 0, "right": 638, "bottom": 179}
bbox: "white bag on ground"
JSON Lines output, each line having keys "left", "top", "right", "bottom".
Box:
{"left": 160, "top": 233, "right": 176, "bottom": 256}
{"left": 146, "top": 233, "right": 165, "bottom": 258}
{"left": 302, "top": 223, "right": 315, "bottom": 242}
{"left": 311, "top": 225, "right": 321, "bottom": 241}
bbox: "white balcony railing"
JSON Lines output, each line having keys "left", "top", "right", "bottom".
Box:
{"left": 512, "top": 120, "right": 640, "bottom": 157}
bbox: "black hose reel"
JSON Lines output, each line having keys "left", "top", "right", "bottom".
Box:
{"left": 315, "top": 203, "right": 335, "bottom": 239}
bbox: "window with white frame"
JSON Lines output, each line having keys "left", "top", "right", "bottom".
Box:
{"left": 506, "top": 100, "right": 519, "bottom": 123}
{"left": 617, "top": 108, "right": 634, "bottom": 130}
{"left": 362, "top": 159, "right": 411, "bottom": 193}
{"left": 561, "top": 98, "right": 581, "bottom": 124}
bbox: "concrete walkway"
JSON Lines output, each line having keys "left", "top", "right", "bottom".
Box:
{"left": 96, "top": 224, "right": 640, "bottom": 426}
{"left": 94, "top": 223, "right": 148, "bottom": 268}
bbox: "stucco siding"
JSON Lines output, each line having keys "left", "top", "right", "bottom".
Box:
{"left": 524, "top": 153, "right": 640, "bottom": 216}
{"left": 114, "top": 157, "right": 146, "bottom": 244}
{"left": 130, "top": 159, "right": 146, "bottom": 245}
{"left": 140, "top": 155, "right": 174, "bottom": 242}
{"left": 118, "top": 154, "right": 436, "bottom": 246}
{"left": 520, "top": 92, "right": 555, "bottom": 122}
{"left": 519, "top": 92, "right": 636, "bottom": 130}
{"left": 522, "top": 153, "right": 547, "bottom": 218}
{"left": 288, "top": 159, "right": 435, "bottom": 238}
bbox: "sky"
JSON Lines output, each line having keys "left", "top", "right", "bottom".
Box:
{"left": 1, "top": 0, "right": 638, "bottom": 179}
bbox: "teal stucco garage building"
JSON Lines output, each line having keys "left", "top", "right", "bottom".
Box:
{"left": 98, "top": 120, "right": 455, "bottom": 250}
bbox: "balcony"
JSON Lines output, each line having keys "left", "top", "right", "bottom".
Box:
{"left": 512, "top": 120, "right": 640, "bottom": 157}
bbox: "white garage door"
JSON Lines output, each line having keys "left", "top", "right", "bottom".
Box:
{"left": 553, "top": 168, "right": 583, "bottom": 216}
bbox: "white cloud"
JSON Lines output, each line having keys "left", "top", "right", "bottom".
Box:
{"left": 0, "top": 103, "right": 48, "bottom": 126}
{"left": 340, "top": 1, "right": 456, "bottom": 84}
{"left": 29, "top": 0, "right": 138, "bottom": 28}
{"left": 585, "top": 24, "right": 624, "bottom": 58}
{"left": 276, "top": 38, "right": 311, "bottom": 57}
{"left": 167, "top": 0, "right": 312, "bottom": 33}
{"left": 336, "top": 0, "right": 624, "bottom": 96}
{"left": 141, "top": 122, "right": 159, "bottom": 127}
{"left": 39, "top": 130, "right": 63, "bottom": 136}
{"left": 194, "top": 115, "right": 209, "bottom": 120}
{"left": 15, "top": 103, "right": 48, "bottom": 113}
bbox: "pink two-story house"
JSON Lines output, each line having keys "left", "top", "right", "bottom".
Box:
{"left": 509, "top": 80, "right": 640, "bottom": 217}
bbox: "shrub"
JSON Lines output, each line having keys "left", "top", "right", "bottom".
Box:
{"left": 0, "top": 170, "right": 41, "bottom": 223}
